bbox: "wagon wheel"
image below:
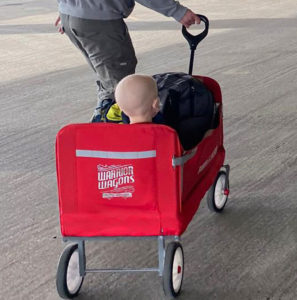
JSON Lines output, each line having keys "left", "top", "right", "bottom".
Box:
{"left": 56, "top": 243, "right": 84, "bottom": 299}
{"left": 207, "top": 170, "right": 229, "bottom": 212}
{"left": 163, "top": 242, "right": 184, "bottom": 298}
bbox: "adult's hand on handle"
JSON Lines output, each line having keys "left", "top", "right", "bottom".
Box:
{"left": 54, "top": 15, "right": 64, "bottom": 34}
{"left": 179, "top": 10, "right": 201, "bottom": 28}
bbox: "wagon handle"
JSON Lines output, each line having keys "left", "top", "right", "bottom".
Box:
{"left": 182, "top": 14, "right": 209, "bottom": 75}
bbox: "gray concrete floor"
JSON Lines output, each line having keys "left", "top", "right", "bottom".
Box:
{"left": 1, "top": 0, "right": 297, "bottom": 299}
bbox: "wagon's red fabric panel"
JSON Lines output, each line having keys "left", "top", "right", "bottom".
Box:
{"left": 56, "top": 123, "right": 182, "bottom": 237}
{"left": 181, "top": 142, "right": 225, "bottom": 233}
{"left": 176, "top": 76, "right": 225, "bottom": 232}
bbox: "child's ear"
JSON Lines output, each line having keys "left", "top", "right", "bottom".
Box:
{"left": 152, "top": 97, "right": 161, "bottom": 111}
{"left": 151, "top": 97, "right": 161, "bottom": 118}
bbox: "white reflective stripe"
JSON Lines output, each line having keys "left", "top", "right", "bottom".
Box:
{"left": 172, "top": 147, "right": 197, "bottom": 166}
{"left": 76, "top": 149, "right": 156, "bottom": 159}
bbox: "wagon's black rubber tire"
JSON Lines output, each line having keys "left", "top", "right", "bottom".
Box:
{"left": 207, "top": 170, "right": 229, "bottom": 212}
{"left": 56, "top": 243, "right": 84, "bottom": 299}
{"left": 163, "top": 242, "right": 184, "bottom": 298}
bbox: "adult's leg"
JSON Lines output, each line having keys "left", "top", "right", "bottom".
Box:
{"left": 60, "top": 14, "right": 96, "bottom": 73}
{"left": 67, "top": 17, "right": 137, "bottom": 106}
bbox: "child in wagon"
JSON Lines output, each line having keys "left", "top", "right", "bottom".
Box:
{"left": 115, "top": 74, "right": 162, "bottom": 124}
{"left": 114, "top": 74, "right": 214, "bottom": 150}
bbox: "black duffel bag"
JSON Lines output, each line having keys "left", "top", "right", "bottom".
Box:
{"left": 153, "top": 72, "right": 218, "bottom": 150}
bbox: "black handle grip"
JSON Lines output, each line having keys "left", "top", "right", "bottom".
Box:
{"left": 182, "top": 14, "right": 209, "bottom": 51}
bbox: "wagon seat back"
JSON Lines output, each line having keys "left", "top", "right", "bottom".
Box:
{"left": 56, "top": 123, "right": 186, "bottom": 237}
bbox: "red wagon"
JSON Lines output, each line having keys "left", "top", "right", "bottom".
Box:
{"left": 55, "top": 15, "right": 230, "bottom": 299}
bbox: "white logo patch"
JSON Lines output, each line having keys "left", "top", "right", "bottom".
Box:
{"left": 97, "top": 164, "right": 135, "bottom": 199}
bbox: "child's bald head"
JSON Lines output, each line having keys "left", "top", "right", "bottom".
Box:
{"left": 115, "top": 74, "right": 160, "bottom": 124}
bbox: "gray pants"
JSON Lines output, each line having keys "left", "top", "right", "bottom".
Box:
{"left": 60, "top": 14, "right": 137, "bottom": 107}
